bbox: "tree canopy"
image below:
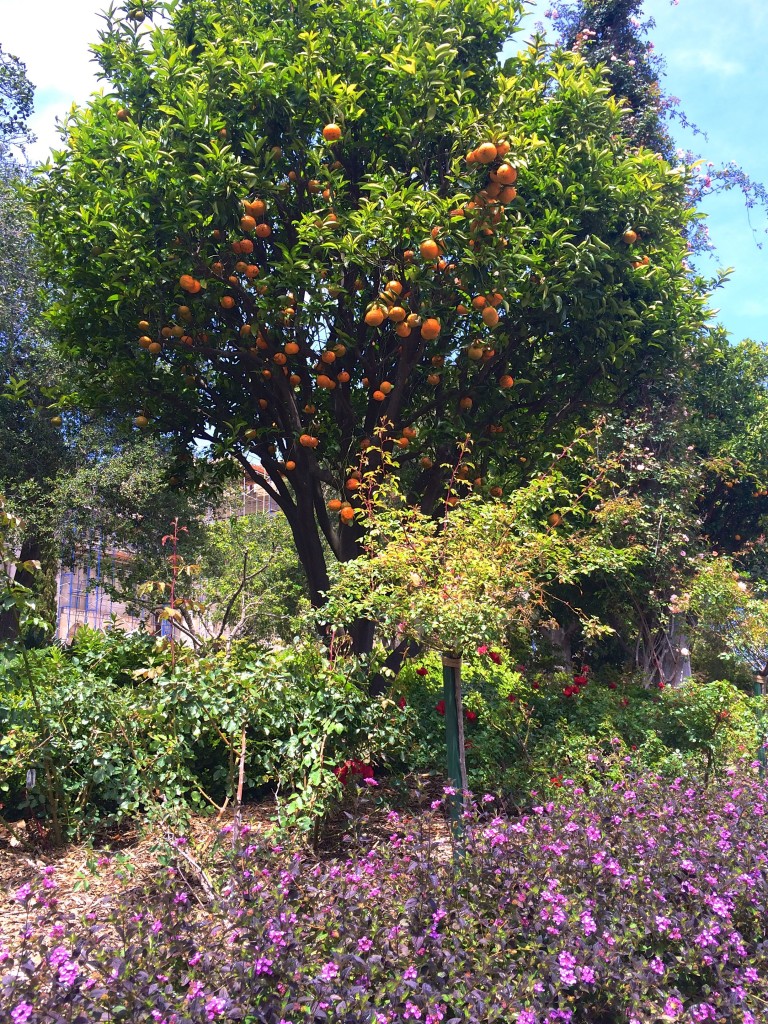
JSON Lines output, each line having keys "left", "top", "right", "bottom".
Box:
{"left": 32, "top": 0, "right": 709, "bottom": 626}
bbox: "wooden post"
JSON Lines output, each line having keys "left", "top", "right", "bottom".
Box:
{"left": 755, "top": 667, "right": 767, "bottom": 775}
{"left": 442, "top": 654, "right": 467, "bottom": 829}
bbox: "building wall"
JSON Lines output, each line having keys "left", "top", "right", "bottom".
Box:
{"left": 56, "top": 467, "right": 280, "bottom": 641}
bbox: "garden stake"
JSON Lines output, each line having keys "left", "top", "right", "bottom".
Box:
{"left": 754, "top": 676, "right": 767, "bottom": 775}
{"left": 442, "top": 654, "right": 467, "bottom": 833}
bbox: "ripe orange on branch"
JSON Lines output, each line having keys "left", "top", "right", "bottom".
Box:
{"left": 322, "top": 123, "right": 342, "bottom": 142}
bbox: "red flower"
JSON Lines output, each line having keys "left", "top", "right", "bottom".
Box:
{"left": 550, "top": 774, "right": 563, "bottom": 788}
{"left": 334, "top": 763, "right": 350, "bottom": 785}
{"left": 465, "top": 709, "right": 477, "bottom": 723}
{"left": 563, "top": 686, "right": 574, "bottom": 697}
{"left": 508, "top": 693, "right": 517, "bottom": 702}
{"left": 620, "top": 697, "right": 629, "bottom": 708}
{"left": 573, "top": 674, "right": 588, "bottom": 686}
{"left": 476, "top": 644, "right": 489, "bottom": 655}
{"left": 608, "top": 682, "right": 617, "bottom": 690}
{"left": 435, "top": 699, "right": 446, "bottom": 716}
{"left": 532, "top": 681, "right": 540, "bottom": 691}
{"left": 416, "top": 667, "right": 428, "bottom": 677}
{"left": 397, "top": 696, "right": 406, "bottom": 709}
{"left": 489, "top": 651, "right": 502, "bottom": 665}
{"left": 657, "top": 681, "right": 665, "bottom": 690}
{"left": 515, "top": 664, "right": 526, "bottom": 673}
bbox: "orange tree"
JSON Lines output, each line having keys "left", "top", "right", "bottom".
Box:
{"left": 32, "top": 0, "right": 707, "bottom": 641}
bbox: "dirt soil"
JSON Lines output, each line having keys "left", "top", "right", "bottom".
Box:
{"left": 1, "top": 784, "right": 453, "bottom": 948}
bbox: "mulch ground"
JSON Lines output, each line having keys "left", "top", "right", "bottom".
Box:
{"left": 0, "top": 780, "right": 452, "bottom": 948}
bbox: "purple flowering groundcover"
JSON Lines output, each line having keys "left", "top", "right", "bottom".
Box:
{"left": 2, "top": 764, "right": 767, "bottom": 1023}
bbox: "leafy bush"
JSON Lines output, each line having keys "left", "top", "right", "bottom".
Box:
{"left": 3, "top": 766, "right": 768, "bottom": 1022}
{"left": 0, "top": 630, "right": 409, "bottom": 840}
{"left": 397, "top": 654, "right": 763, "bottom": 798}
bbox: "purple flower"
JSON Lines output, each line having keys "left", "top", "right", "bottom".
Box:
{"left": 319, "top": 961, "right": 339, "bottom": 982}
{"left": 11, "top": 1003, "right": 34, "bottom": 1024}
{"left": 404, "top": 1002, "right": 422, "bottom": 1020}
{"left": 358, "top": 936, "right": 374, "bottom": 952}
{"left": 14, "top": 883, "right": 32, "bottom": 904}
{"left": 205, "top": 995, "right": 227, "bottom": 1020}
{"left": 403, "top": 965, "right": 418, "bottom": 981}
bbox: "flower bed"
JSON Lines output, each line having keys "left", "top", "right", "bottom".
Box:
{"left": 2, "top": 763, "right": 768, "bottom": 1023}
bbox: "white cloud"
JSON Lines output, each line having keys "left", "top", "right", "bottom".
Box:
{"left": 672, "top": 49, "right": 744, "bottom": 78}
{"left": 1, "top": 0, "right": 106, "bottom": 160}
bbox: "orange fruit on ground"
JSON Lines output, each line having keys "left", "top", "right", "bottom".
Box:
{"left": 340, "top": 506, "right": 355, "bottom": 523}
{"left": 372, "top": 390, "right": 386, "bottom": 402}
{"left": 323, "top": 123, "right": 342, "bottom": 142}
{"left": 365, "top": 307, "right": 386, "bottom": 327}
{"left": 240, "top": 215, "right": 257, "bottom": 232}
{"left": 496, "top": 163, "right": 518, "bottom": 185}
{"left": 420, "top": 239, "right": 440, "bottom": 260}
{"left": 420, "top": 318, "right": 441, "bottom": 340}
{"left": 328, "top": 498, "right": 343, "bottom": 511}
{"left": 255, "top": 223, "right": 272, "bottom": 239}
{"left": 499, "top": 374, "right": 514, "bottom": 389}
{"left": 475, "top": 142, "right": 498, "bottom": 164}
{"left": 622, "top": 229, "right": 638, "bottom": 244}
{"left": 285, "top": 341, "right": 300, "bottom": 356}
{"left": 482, "top": 306, "right": 499, "bottom": 328}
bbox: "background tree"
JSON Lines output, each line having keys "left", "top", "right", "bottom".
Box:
{"left": 32, "top": 0, "right": 707, "bottom": 651}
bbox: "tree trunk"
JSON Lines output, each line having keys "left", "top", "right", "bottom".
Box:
{"left": 0, "top": 534, "right": 41, "bottom": 642}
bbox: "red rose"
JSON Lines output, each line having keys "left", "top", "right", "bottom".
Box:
{"left": 532, "top": 682, "right": 540, "bottom": 690}
{"left": 476, "top": 644, "right": 488, "bottom": 655}
{"left": 466, "top": 710, "right": 477, "bottom": 723}
{"left": 397, "top": 696, "right": 406, "bottom": 709}
{"left": 573, "top": 674, "right": 588, "bottom": 686}
{"left": 550, "top": 774, "right": 563, "bottom": 787}
{"left": 608, "top": 682, "right": 617, "bottom": 690}
{"left": 657, "top": 681, "right": 665, "bottom": 690}
{"left": 620, "top": 697, "right": 629, "bottom": 707}
{"left": 563, "top": 686, "right": 573, "bottom": 697}
{"left": 489, "top": 651, "right": 502, "bottom": 665}
{"left": 436, "top": 700, "right": 446, "bottom": 716}
{"left": 508, "top": 693, "right": 517, "bottom": 702}
{"left": 416, "top": 667, "right": 428, "bottom": 677}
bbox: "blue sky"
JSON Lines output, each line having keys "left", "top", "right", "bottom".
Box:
{"left": 1, "top": 0, "right": 765, "bottom": 343}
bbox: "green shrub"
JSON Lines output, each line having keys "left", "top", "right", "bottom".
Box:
{"left": 396, "top": 654, "right": 763, "bottom": 797}
{"left": 0, "top": 629, "right": 409, "bottom": 841}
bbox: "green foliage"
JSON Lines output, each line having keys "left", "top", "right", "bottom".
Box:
{"left": 397, "top": 654, "right": 761, "bottom": 796}
{"left": 0, "top": 44, "right": 34, "bottom": 148}
{"left": 31, "top": 0, "right": 708, "bottom": 607}
{"left": 189, "top": 502, "right": 308, "bottom": 646}
{"left": 0, "top": 628, "right": 409, "bottom": 840}
{"left": 319, "top": 433, "right": 644, "bottom": 659}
